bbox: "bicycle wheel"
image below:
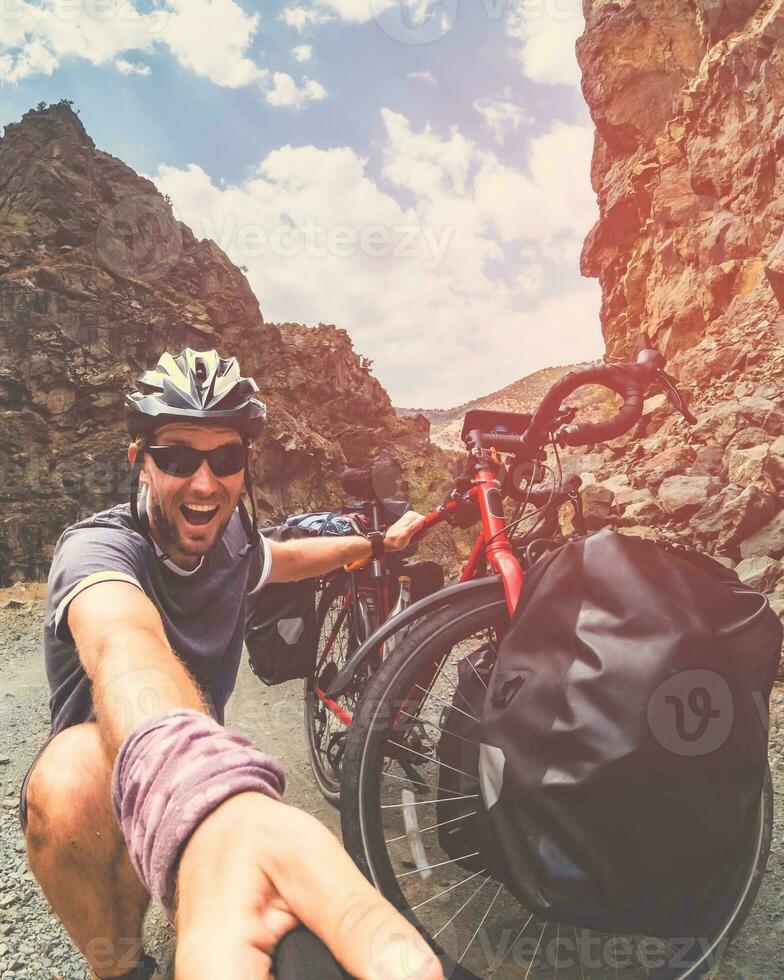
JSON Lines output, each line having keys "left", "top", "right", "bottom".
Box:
{"left": 341, "top": 588, "right": 773, "bottom": 980}
{"left": 305, "top": 583, "right": 372, "bottom": 805}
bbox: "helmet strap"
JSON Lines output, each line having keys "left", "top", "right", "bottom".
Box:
{"left": 238, "top": 447, "right": 259, "bottom": 555}
{"left": 129, "top": 443, "right": 148, "bottom": 535}
{"left": 129, "top": 439, "right": 170, "bottom": 562}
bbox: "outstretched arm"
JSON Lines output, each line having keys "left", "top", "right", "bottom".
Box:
{"left": 266, "top": 511, "right": 427, "bottom": 583}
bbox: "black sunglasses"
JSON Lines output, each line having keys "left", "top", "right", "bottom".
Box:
{"left": 146, "top": 443, "right": 247, "bottom": 478}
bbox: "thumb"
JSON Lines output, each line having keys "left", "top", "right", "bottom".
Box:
{"left": 266, "top": 817, "right": 443, "bottom": 979}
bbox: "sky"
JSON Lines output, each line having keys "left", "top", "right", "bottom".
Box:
{"left": 0, "top": 0, "right": 603, "bottom": 408}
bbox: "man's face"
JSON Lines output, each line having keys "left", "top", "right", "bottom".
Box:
{"left": 128, "top": 423, "right": 249, "bottom": 567}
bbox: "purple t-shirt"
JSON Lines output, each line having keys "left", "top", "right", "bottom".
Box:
{"left": 43, "top": 503, "right": 272, "bottom": 736}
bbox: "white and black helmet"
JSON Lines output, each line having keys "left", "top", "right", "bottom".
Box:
{"left": 125, "top": 348, "right": 265, "bottom": 553}
{"left": 125, "top": 348, "right": 267, "bottom": 440}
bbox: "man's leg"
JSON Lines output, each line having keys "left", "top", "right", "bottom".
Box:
{"left": 23, "top": 723, "right": 152, "bottom": 978}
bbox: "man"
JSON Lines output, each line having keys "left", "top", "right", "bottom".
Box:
{"left": 19, "top": 348, "right": 440, "bottom": 980}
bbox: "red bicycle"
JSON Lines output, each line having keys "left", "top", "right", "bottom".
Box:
{"left": 304, "top": 469, "right": 445, "bottom": 804}
{"left": 329, "top": 345, "right": 772, "bottom": 980}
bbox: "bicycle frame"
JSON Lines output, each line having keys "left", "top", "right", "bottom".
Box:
{"left": 315, "top": 449, "right": 525, "bottom": 716}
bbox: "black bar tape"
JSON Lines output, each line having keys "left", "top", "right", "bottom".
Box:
{"left": 273, "top": 928, "right": 352, "bottom": 979}
{"left": 519, "top": 362, "right": 645, "bottom": 453}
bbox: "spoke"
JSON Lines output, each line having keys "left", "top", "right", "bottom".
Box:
{"left": 432, "top": 876, "right": 491, "bottom": 939}
{"left": 385, "top": 810, "right": 478, "bottom": 844}
{"left": 413, "top": 683, "right": 479, "bottom": 724}
{"left": 386, "top": 738, "right": 478, "bottom": 782}
{"left": 635, "top": 938, "right": 650, "bottom": 977}
{"left": 574, "top": 928, "right": 586, "bottom": 980}
{"left": 458, "top": 884, "right": 502, "bottom": 963}
{"left": 488, "top": 917, "right": 534, "bottom": 978}
{"left": 379, "top": 768, "right": 430, "bottom": 792}
{"left": 523, "top": 923, "right": 547, "bottom": 980}
{"left": 396, "top": 708, "right": 480, "bottom": 747}
{"left": 410, "top": 870, "right": 487, "bottom": 912}
{"left": 437, "top": 661, "right": 482, "bottom": 717}
{"left": 396, "top": 852, "right": 480, "bottom": 879}
{"left": 465, "top": 654, "right": 489, "bottom": 690}
{"left": 381, "top": 794, "right": 478, "bottom": 809}
{"left": 613, "top": 936, "right": 619, "bottom": 980}
{"left": 555, "top": 923, "right": 560, "bottom": 979}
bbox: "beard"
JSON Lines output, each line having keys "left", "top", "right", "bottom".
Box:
{"left": 143, "top": 486, "right": 234, "bottom": 559}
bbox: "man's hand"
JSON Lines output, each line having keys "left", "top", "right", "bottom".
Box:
{"left": 175, "top": 793, "right": 443, "bottom": 980}
{"left": 383, "top": 511, "right": 427, "bottom": 553}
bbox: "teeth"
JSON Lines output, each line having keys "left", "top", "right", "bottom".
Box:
{"left": 185, "top": 504, "right": 217, "bottom": 512}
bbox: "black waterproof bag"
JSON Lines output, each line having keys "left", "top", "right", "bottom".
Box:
{"left": 246, "top": 524, "right": 318, "bottom": 686}
{"left": 476, "top": 529, "right": 781, "bottom": 937}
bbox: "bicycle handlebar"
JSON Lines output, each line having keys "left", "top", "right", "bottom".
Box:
{"left": 273, "top": 927, "right": 351, "bottom": 979}
{"left": 550, "top": 362, "right": 647, "bottom": 448}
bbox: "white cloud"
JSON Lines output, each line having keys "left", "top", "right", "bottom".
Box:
{"left": 280, "top": 0, "right": 397, "bottom": 28}
{"left": 159, "top": 0, "right": 266, "bottom": 87}
{"left": 506, "top": 0, "right": 585, "bottom": 86}
{"left": 474, "top": 94, "right": 531, "bottom": 144}
{"left": 265, "top": 72, "right": 327, "bottom": 108}
{"left": 407, "top": 70, "right": 436, "bottom": 84}
{"left": 152, "top": 112, "right": 600, "bottom": 406}
{"left": 279, "top": 4, "right": 331, "bottom": 31}
{"left": 293, "top": 44, "right": 313, "bottom": 62}
{"left": 0, "top": 0, "right": 266, "bottom": 87}
{"left": 115, "top": 58, "right": 150, "bottom": 77}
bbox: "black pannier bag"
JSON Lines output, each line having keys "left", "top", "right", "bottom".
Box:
{"left": 246, "top": 524, "right": 318, "bottom": 686}
{"left": 435, "top": 645, "right": 492, "bottom": 873}
{"left": 474, "top": 529, "right": 782, "bottom": 937}
{"left": 403, "top": 559, "right": 445, "bottom": 602}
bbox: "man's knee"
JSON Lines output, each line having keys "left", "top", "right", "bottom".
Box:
{"left": 25, "top": 723, "right": 116, "bottom": 849}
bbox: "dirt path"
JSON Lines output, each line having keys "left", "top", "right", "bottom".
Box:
{"left": 1, "top": 600, "right": 783, "bottom": 979}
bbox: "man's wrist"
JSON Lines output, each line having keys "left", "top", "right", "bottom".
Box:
{"left": 366, "top": 530, "right": 386, "bottom": 560}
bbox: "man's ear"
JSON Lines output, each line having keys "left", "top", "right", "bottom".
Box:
{"left": 128, "top": 442, "right": 149, "bottom": 485}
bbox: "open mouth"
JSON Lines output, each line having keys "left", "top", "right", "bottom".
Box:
{"left": 180, "top": 503, "right": 219, "bottom": 527}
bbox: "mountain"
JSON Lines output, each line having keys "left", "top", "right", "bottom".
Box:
{"left": 396, "top": 363, "right": 610, "bottom": 452}
{"left": 0, "top": 102, "right": 460, "bottom": 584}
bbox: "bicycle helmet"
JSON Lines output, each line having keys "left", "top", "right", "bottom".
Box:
{"left": 125, "top": 348, "right": 267, "bottom": 438}
{"left": 124, "top": 348, "right": 266, "bottom": 553}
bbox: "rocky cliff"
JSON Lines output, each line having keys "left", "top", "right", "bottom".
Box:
{"left": 0, "top": 103, "right": 458, "bottom": 585}
{"left": 566, "top": 0, "right": 784, "bottom": 617}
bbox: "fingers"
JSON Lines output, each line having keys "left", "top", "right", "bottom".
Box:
{"left": 264, "top": 809, "right": 443, "bottom": 980}
{"left": 387, "top": 512, "right": 427, "bottom": 551}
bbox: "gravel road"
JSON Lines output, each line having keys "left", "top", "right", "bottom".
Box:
{"left": 1, "top": 599, "right": 783, "bottom": 979}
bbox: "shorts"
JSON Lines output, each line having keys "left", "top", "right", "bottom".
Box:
{"left": 18, "top": 735, "right": 54, "bottom": 835}
{"left": 19, "top": 694, "right": 221, "bottom": 834}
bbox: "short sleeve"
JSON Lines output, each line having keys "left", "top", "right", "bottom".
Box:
{"left": 246, "top": 532, "right": 273, "bottom": 597}
{"left": 49, "top": 526, "right": 147, "bottom": 642}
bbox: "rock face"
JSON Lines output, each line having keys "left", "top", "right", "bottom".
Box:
{"left": 558, "top": 0, "right": 784, "bottom": 645}
{"left": 0, "top": 104, "right": 457, "bottom": 584}
{"left": 578, "top": 0, "right": 784, "bottom": 368}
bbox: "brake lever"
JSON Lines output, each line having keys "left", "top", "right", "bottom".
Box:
{"left": 657, "top": 370, "right": 697, "bottom": 425}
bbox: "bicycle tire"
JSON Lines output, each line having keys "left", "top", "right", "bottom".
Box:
{"left": 341, "top": 588, "right": 773, "bottom": 980}
{"left": 304, "top": 584, "right": 365, "bottom": 806}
